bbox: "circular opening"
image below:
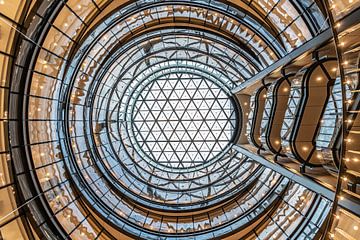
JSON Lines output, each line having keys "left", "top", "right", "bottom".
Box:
{"left": 130, "top": 72, "right": 237, "bottom": 169}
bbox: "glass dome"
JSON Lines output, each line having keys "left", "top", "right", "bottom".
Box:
{"left": 1, "top": 0, "right": 360, "bottom": 239}
{"left": 129, "top": 73, "right": 237, "bottom": 169}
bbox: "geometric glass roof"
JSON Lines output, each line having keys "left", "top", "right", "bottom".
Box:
{"left": 131, "top": 73, "right": 237, "bottom": 168}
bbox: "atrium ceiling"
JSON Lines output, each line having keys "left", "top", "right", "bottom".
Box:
{"left": 0, "top": 0, "right": 360, "bottom": 239}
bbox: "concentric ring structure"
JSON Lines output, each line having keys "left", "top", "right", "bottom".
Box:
{"left": 1, "top": 1, "right": 360, "bottom": 240}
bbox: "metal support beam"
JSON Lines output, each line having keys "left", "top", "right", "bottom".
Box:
{"left": 232, "top": 7, "right": 360, "bottom": 94}
{"left": 233, "top": 145, "right": 360, "bottom": 216}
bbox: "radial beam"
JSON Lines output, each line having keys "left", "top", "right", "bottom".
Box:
{"left": 232, "top": 7, "right": 360, "bottom": 94}
{"left": 233, "top": 145, "right": 360, "bottom": 217}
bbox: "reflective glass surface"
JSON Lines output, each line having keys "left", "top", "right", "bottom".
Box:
{"left": 130, "top": 73, "right": 236, "bottom": 168}
{"left": 0, "top": 0, "right": 352, "bottom": 239}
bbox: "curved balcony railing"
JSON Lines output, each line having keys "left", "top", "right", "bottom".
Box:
{"left": 260, "top": 74, "right": 294, "bottom": 157}
{"left": 242, "top": 182, "right": 331, "bottom": 239}
{"left": 246, "top": 84, "right": 269, "bottom": 149}
{"left": 314, "top": 77, "right": 344, "bottom": 171}
{"left": 280, "top": 58, "right": 338, "bottom": 169}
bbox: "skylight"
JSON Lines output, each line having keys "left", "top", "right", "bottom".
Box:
{"left": 130, "top": 73, "right": 237, "bottom": 168}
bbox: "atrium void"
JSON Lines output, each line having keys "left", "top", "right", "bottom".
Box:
{"left": 0, "top": 0, "right": 360, "bottom": 240}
